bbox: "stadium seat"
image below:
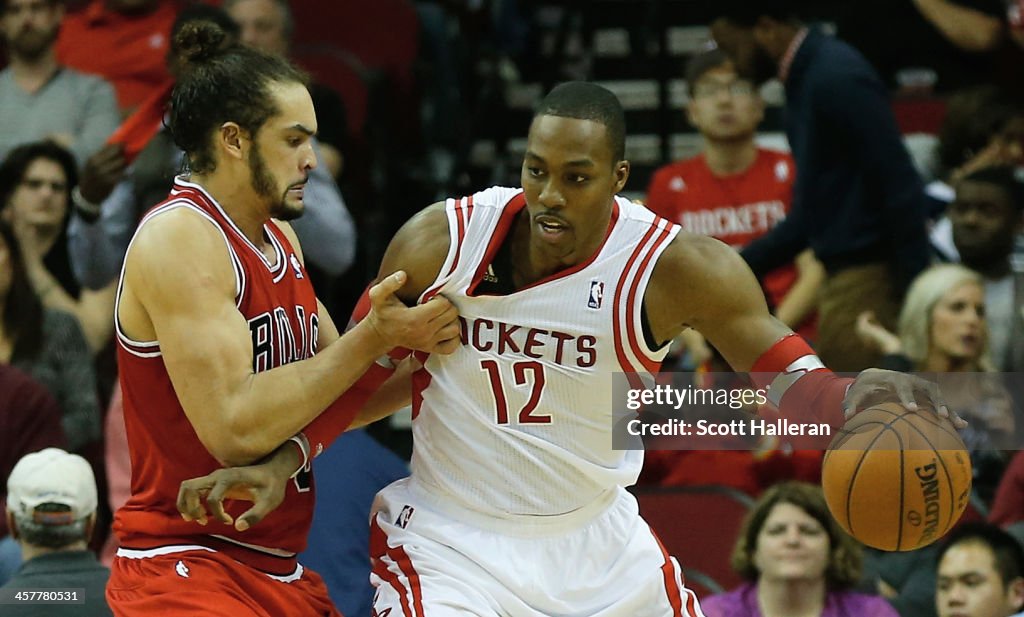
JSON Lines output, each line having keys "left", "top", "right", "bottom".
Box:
{"left": 290, "top": 0, "right": 418, "bottom": 94}
{"left": 681, "top": 567, "right": 724, "bottom": 599}
{"left": 633, "top": 484, "right": 754, "bottom": 594}
{"left": 291, "top": 45, "right": 370, "bottom": 140}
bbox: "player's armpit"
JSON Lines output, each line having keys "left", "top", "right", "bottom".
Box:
{"left": 644, "top": 232, "right": 793, "bottom": 371}
{"left": 377, "top": 201, "right": 452, "bottom": 305}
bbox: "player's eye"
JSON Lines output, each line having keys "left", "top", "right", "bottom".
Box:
{"left": 527, "top": 167, "right": 544, "bottom": 177}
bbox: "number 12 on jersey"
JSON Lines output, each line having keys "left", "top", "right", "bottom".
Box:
{"left": 480, "top": 360, "right": 551, "bottom": 425}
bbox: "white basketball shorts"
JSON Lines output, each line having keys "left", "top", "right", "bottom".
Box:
{"left": 369, "top": 478, "right": 705, "bottom": 617}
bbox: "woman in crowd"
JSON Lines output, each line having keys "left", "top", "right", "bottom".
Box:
{"left": 0, "top": 220, "right": 99, "bottom": 453}
{"left": 700, "top": 482, "right": 898, "bottom": 617}
{"left": 0, "top": 141, "right": 116, "bottom": 352}
{"left": 857, "top": 263, "right": 990, "bottom": 372}
{"left": 856, "top": 263, "right": 1014, "bottom": 450}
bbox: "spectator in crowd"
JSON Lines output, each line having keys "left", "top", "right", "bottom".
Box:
{"left": 0, "top": 142, "right": 116, "bottom": 352}
{"left": 711, "top": 1, "right": 932, "bottom": 372}
{"left": 990, "top": 451, "right": 1024, "bottom": 531}
{"left": 0, "top": 221, "right": 100, "bottom": 453}
{"left": 701, "top": 481, "right": 898, "bottom": 617}
{"left": 1010, "top": 0, "right": 1024, "bottom": 49}
{"left": 856, "top": 263, "right": 1012, "bottom": 488}
{"left": 936, "top": 522, "right": 1024, "bottom": 617}
{"left": 0, "top": 366, "right": 65, "bottom": 585}
{"left": 912, "top": 0, "right": 1007, "bottom": 53}
{"left": 841, "top": 0, "right": 1020, "bottom": 96}
{"left": 67, "top": 4, "right": 357, "bottom": 296}
{"left": 224, "top": 0, "right": 348, "bottom": 180}
{"left": 948, "top": 165, "right": 1024, "bottom": 371}
{"left": 928, "top": 86, "right": 1024, "bottom": 260}
{"left": 935, "top": 87, "right": 1024, "bottom": 191}
{"left": 646, "top": 47, "right": 822, "bottom": 365}
{"left": 856, "top": 264, "right": 992, "bottom": 373}
{"left": 0, "top": 0, "right": 120, "bottom": 167}
{"left": 856, "top": 263, "right": 1014, "bottom": 616}
{"left": 223, "top": 0, "right": 358, "bottom": 316}
{"left": 1, "top": 448, "right": 112, "bottom": 616}
{"left": 55, "top": 0, "right": 177, "bottom": 116}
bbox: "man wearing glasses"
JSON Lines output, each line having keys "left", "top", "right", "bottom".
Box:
{"left": 646, "top": 47, "right": 823, "bottom": 367}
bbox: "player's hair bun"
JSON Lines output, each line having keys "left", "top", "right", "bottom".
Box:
{"left": 173, "top": 20, "right": 228, "bottom": 66}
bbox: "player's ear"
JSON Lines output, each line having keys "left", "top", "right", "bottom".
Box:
{"left": 219, "top": 122, "right": 246, "bottom": 161}
{"left": 614, "top": 160, "right": 630, "bottom": 193}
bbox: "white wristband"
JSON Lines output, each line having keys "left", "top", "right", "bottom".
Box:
{"left": 287, "top": 434, "right": 311, "bottom": 479}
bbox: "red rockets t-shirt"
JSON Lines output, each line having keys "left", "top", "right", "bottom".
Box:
{"left": 646, "top": 148, "right": 815, "bottom": 339}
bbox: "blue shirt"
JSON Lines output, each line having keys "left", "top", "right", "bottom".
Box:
{"left": 742, "top": 27, "right": 930, "bottom": 291}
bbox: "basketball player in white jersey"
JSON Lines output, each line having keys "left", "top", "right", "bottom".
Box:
{"left": 179, "top": 82, "right": 961, "bottom": 616}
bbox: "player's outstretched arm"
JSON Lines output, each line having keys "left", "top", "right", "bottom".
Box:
{"left": 645, "top": 233, "right": 963, "bottom": 426}
{"left": 120, "top": 208, "right": 460, "bottom": 466}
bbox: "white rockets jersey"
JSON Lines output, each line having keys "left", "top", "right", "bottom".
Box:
{"left": 409, "top": 186, "right": 680, "bottom": 520}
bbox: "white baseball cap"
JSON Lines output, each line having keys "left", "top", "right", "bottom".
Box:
{"left": 6, "top": 448, "right": 97, "bottom": 525}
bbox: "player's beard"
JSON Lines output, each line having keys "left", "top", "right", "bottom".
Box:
{"left": 10, "top": 25, "right": 58, "bottom": 61}
{"left": 247, "top": 142, "right": 303, "bottom": 221}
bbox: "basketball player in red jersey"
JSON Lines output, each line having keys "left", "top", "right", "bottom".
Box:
{"left": 104, "top": 21, "right": 460, "bottom": 617}
{"left": 181, "top": 82, "right": 965, "bottom": 616}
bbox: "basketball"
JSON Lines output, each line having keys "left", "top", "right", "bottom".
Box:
{"left": 822, "top": 402, "right": 972, "bottom": 552}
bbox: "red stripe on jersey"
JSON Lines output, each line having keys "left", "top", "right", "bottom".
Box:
{"left": 612, "top": 223, "right": 660, "bottom": 386}
{"left": 410, "top": 351, "right": 432, "bottom": 421}
{"left": 464, "top": 194, "right": 474, "bottom": 226}
{"left": 370, "top": 518, "right": 413, "bottom": 616}
{"left": 650, "top": 528, "right": 685, "bottom": 617}
{"left": 391, "top": 545, "right": 426, "bottom": 617}
{"left": 624, "top": 222, "right": 672, "bottom": 373}
{"left": 420, "top": 197, "right": 470, "bottom": 303}
{"left": 452, "top": 197, "right": 466, "bottom": 276}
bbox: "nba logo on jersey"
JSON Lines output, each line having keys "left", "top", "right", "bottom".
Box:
{"left": 290, "top": 254, "right": 304, "bottom": 279}
{"left": 395, "top": 505, "right": 415, "bottom": 529}
{"left": 588, "top": 280, "right": 604, "bottom": 310}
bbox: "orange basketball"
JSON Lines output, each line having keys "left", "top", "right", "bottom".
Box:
{"left": 822, "top": 401, "right": 972, "bottom": 552}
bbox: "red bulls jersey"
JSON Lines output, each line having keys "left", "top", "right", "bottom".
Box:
{"left": 113, "top": 177, "right": 319, "bottom": 576}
